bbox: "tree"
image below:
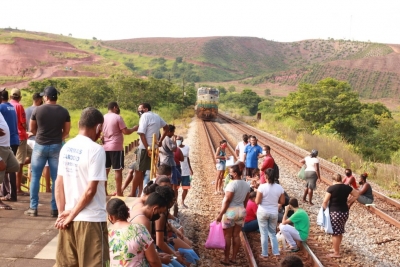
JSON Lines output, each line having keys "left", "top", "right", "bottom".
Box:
{"left": 228, "top": 85, "right": 236, "bottom": 93}
{"left": 93, "top": 37, "right": 97, "bottom": 40}
{"left": 176, "top": 57, "right": 183, "bottom": 63}
{"left": 217, "top": 86, "right": 227, "bottom": 95}
{"left": 276, "top": 78, "right": 361, "bottom": 140}
{"left": 68, "top": 33, "right": 72, "bottom": 37}
{"left": 264, "top": 88, "right": 271, "bottom": 96}
{"left": 239, "top": 89, "right": 262, "bottom": 114}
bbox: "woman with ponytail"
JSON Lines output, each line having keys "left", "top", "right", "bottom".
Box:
{"left": 107, "top": 198, "right": 162, "bottom": 267}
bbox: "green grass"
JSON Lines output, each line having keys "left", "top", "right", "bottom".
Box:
{"left": 48, "top": 50, "right": 90, "bottom": 59}
{"left": 0, "top": 76, "right": 30, "bottom": 85}
{"left": 223, "top": 108, "right": 400, "bottom": 197}
{"left": 0, "top": 29, "right": 53, "bottom": 44}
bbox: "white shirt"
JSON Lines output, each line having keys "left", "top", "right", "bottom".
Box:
{"left": 0, "top": 113, "right": 10, "bottom": 147}
{"left": 58, "top": 135, "right": 107, "bottom": 222}
{"left": 137, "top": 111, "right": 167, "bottom": 149}
{"left": 235, "top": 141, "right": 248, "bottom": 162}
{"left": 179, "top": 145, "right": 191, "bottom": 176}
{"left": 304, "top": 156, "right": 319, "bottom": 172}
{"left": 257, "top": 183, "right": 284, "bottom": 214}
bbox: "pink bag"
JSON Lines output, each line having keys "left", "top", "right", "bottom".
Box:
{"left": 205, "top": 221, "right": 225, "bottom": 249}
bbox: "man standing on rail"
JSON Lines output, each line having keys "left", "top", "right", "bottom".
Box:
{"left": 102, "top": 102, "right": 137, "bottom": 196}
{"left": 130, "top": 103, "right": 168, "bottom": 197}
{"left": 55, "top": 107, "right": 109, "bottom": 267}
{"left": 243, "top": 136, "right": 263, "bottom": 178}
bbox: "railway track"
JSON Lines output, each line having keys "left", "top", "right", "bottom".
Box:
{"left": 217, "top": 113, "right": 400, "bottom": 230}
{"left": 201, "top": 119, "right": 326, "bottom": 267}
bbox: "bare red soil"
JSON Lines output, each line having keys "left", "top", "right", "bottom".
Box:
{"left": 0, "top": 38, "right": 100, "bottom": 88}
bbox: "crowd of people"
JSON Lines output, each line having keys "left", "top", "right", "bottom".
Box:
{"left": 0, "top": 85, "right": 376, "bottom": 266}
{"left": 215, "top": 134, "right": 375, "bottom": 263}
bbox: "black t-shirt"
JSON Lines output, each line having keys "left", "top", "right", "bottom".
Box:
{"left": 327, "top": 184, "right": 352, "bottom": 212}
{"left": 31, "top": 104, "right": 70, "bottom": 145}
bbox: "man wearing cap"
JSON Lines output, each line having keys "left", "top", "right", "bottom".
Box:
{"left": 25, "top": 86, "right": 70, "bottom": 217}
{"left": 10, "top": 88, "right": 31, "bottom": 197}
{"left": 25, "top": 93, "right": 51, "bottom": 192}
{"left": 0, "top": 89, "right": 20, "bottom": 201}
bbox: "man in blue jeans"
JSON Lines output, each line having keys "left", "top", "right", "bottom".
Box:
{"left": 24, "top": 86, "right": 70, "bottom": 217}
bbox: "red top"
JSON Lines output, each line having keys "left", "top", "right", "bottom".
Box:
{"left": 174, "top": 147, "right": 183, "bottom": 166}
{"left": 244, "top": 199, "right": 258, "bottom": 222}
{"left": 260, "top": 155, "right": 274, "bottom": 184}
{"left": 343, "top": 175, "right": 358, "bottom": 189}
{"left": 10, "top": 99, "right": 27, "bottom": 140}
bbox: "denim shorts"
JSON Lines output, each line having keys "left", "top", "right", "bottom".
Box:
{"left": 216, "top": 162, "right": 226, "bottom": 171}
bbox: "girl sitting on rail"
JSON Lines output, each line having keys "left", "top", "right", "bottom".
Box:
{"left": 348, "top": 173, "right": 374, "bottom": 208}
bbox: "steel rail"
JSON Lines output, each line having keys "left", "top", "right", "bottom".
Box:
{"left": 201, "top": 119, "right": 257, "bottom": 267}
{"left": 218, "top": 113, "right": 400, "bottom": 231}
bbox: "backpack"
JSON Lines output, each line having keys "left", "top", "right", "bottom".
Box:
{"left": 273, "top": 162, "right": 280, "bottom": 183}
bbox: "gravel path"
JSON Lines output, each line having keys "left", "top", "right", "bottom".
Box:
{"left": 121, "top": 116, "right": 400, "bottom": 267}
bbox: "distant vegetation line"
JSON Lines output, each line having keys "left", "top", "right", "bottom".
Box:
{"left": 1, "top": 28, "right": 399, "bottom": 100}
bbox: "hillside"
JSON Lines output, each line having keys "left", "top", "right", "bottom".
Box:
{"left": 2, "top": 28, "right": 400, "bottom": 101}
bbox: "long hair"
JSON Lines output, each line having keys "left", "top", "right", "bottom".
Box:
{"left": 265, "top": 168, "right": 275, "bottom": 184}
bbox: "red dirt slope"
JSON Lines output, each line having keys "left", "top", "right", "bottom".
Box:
{"left": 0, "top": 38, "right": 100, "bottom": 87}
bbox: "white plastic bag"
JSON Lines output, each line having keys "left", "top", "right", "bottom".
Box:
{"left": 276, "top": 232, "right": 288, "bottom": 249}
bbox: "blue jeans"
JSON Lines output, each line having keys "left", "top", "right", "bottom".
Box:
{"left": 30, "top": 143, "right": 62, "bottom": 210}
{"left": 242, "top": 219, "right": 259, "bottom": 232}
{"left": 257, "top": 210, "right": 280, "bottom": 256}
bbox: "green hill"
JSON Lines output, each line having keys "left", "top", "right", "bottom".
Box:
{"left": 2, "top": 28, "right": 400, "bottom": 99}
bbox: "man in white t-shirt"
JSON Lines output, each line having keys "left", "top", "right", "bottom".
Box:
{"left": 54, "top": 107, "right": 109, "bottom": 267}
{"left": 130, "top": 103, "right": 169, "bottom": 197}
{"left": 235, "top": 134, "right": 249, "bottom": 163}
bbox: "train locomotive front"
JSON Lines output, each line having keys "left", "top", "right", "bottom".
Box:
{"left": 195, "top": 87, "right": 219, "bottom": 120}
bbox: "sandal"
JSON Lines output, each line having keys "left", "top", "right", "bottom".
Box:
{"left": 285, "top": 247, "right": 300, "bottom": 252}
{"left": 0, "top": 203, "right": 12, "bottom": 210}
{"left": 220, "top": 260, "right": 230, "bottom": 266}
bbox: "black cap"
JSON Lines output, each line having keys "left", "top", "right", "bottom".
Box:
{"left": 40, "top": 86, "right": 60, "bottom": 100}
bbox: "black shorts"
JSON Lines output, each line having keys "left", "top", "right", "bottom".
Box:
{"left": 105, "top": 151, "right": 124, "bottom": 170}
{"left": 137, "top": 148, "right": 151, "bottom": 171}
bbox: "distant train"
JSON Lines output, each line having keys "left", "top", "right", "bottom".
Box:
{"left": 195, "top": 87, "right": 219, "bottom": 120}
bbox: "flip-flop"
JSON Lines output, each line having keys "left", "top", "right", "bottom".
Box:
{"left": 328, "top": 253, "right": 341, "bottom": 258}
{"left": 0, "top": 197, "right": 16, "bottom": 202}
{"left": 0, "top": 204, "right": 12, "bottom": 210}
{"left": 285, "top": 247, "right": 300, "bottom": 252}
{"left": 220, "top": 260, "right": 230, "bottom": 266}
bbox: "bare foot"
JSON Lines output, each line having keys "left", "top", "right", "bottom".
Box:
{"left": 328, "top": 253, "right": 341, "bottom": 258}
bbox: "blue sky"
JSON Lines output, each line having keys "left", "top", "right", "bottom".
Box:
{"left": 1, "top": 0, "right": 398, "bottom": 44}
